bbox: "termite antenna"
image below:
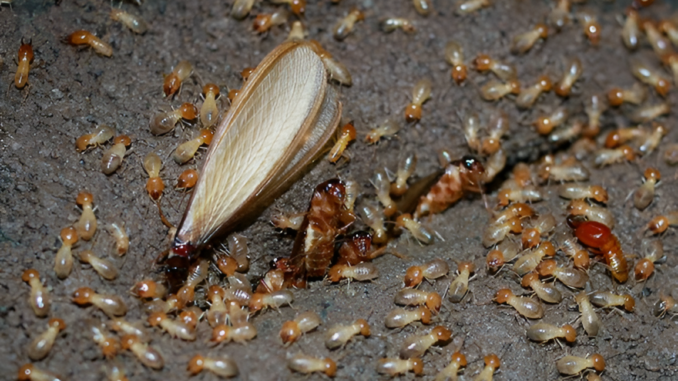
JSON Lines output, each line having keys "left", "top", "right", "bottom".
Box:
{"left": 155, "top": 200, "right": 175, "bottom": 229}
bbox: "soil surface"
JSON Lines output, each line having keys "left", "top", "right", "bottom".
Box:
{"left": 1, "top": 0, "right": 678, "bottom": 380}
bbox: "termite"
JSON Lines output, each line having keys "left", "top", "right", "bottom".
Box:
{"left": 521, "top": 272, "right": 562, "bottom": 304}
{"left": 188, "top": 355, "right": 238, "bottom": 378}
{"left": 377, "top": 358, "right": 424, "bottom": 376}
{"left": 575, "top": 291, "right": 601, "bottom": 336}
{"left": 583, "top": 94, "right": 606, "bottom": 137}
{"left": 537, "top": 155, "right": 589, "bottom": 182}
{"left": 280, "top": 311, "right": 321, "bottom": 344}
{"left": 577, "top": 12, "right": 600, "bottom": 45}
{"left": 108, "top": 318, "right": 149, "bottom": 342}
{"left": 101, "top": 135, "right": 131, "bottom": 175}
{"left": 631, "top": 60, "right": 670, "bottom": 97}
{"left": 131, "top": 279, "right": 166, "bottom": 300}
{"left": 173, "top": 128, "right": 214, "bottom": 165}
{"left": 212, "top": 319, "right": 257, "bottom": 343}
{"left": 107, "top": 223, "right": 128, "bottom": 256}
{"left": 654, "top": 294, "right": 678, "bottom": 318}
{"left": 536, "top": 259, "right": 588, "bottom": 288}
{"left": 549, "top": 0, "right": 571, "bottom": 31}
{"left": 230, "top": 0, "right": 254, "bottom": 19}
{"left": 448, "top": 261, "right": 475, "bottom": 303}
{"left": 516, "top": 75, "right": 551, "bottom": 109}
{"left": 328, "top": 262, "right": 379, "bottom": 283}
{"left": 604, "top": 128, "right": 646, "bottom": 149}
{"left": 76, "top": 125, "right": 115, "bottom": 151}
{"left": 634, "top": 238, "right": 665, "bottom": 280}
{"left": 253, "top": 9, "right": 288, "bottom": 33}
{"left": 390, "top": 155, "right": 418, "bottom": 197}
{"left": 570, "top": 137, "right": 597, "bottom": 160}
{"left": 527, "top": 322, "right": 576, "bottom": 343}
{"left": 328, "top": 123, "right": 356, "bottom": 163}
{"left": 521, "top": 214, "right": 556, "bottom": 248}
{"left": 513, "top": 242, "right": 556, "bottom": 276}
{"left": 288, "top": 355, "right": 336, "bottom": 377}
{"left": 271, "top": 210, "right": 305, "bottom": 232}
{"left": 643, "top": 20, "right": 671, "bottom": 57}
{"left": 486, "top": 240, "right": 521, "bottom": 272}
{"left": 455, "top": 0, "right": 489, "bottom": 15}
{"left": 249, "top": 290, "right": 294, "bottom": 312}
{"left": 143, "top": 152, "right": 164, "bottom": 201}
{"left": 27, "top": 318, "right": 66, "bottom": 360}
{"left": 511, "top": 23, "right": 548, "bottom": 54}
{"left": 400, "top": 325, "right": 452, "bottom": 359}
{"left": 73, "top": 287, "right": 127, "bottom": 317}
{"left": 385, "top": 306, "right": 432, "bottom": 329}
{"left": 22, "top": 269, "right": 50, "bottom": 317}
{"left": 88, "top": 320, "right": 119, "bottom": 359}
{"left": 638, "top": 123, "right": 666, "bottom": 156}
{"left": 558, "top": 184, "right": 607, "bottom": 203}
{"left": 308, "top": 40, "right": 353, "bottom": 86}
{"left": 381, "top": 18, "right": 415, "bottom": 33}
{"left": 176, "top": 259, "right": 209, "bottom": 308}
{"left": 177, "top": 169, "right": 198, "bottom": 190}
{"left": 482, "top": 217, "right": 522, "bottom": 248}
{"left": 78, "top": 250, "right": 117, "bottom": 280}
{"left": 629, "top": 102, "right": 670, "bottom": 123}
{"left": 286, "top": 20, "right": 306, "bottom": 42}
{"left": 325, "top": 318, "right": 370, "bottom": 349}
{"left": 590, "top": 291, "right": 635, "bottom": 312}
{"left": 372, "top": 170, "right": 397, "bottom": 216}
{"left": 199, "top": 84, "right": 220, "bottom": 128}
{"left": 480, "top": 79, "right": 520, "bottom": 101}
{"left": 473, "top": 53, "right": 516, "bottom": 81}
{"left": 491, "top": 202, "right": 535, "bottom": 224}
{"left": 15, "top": 40, "right": 35, "bottom": 89}
{"left": 270, "top": 0, "right": 305, "bottom": 15}
{"left": 445, "top": 41, "right": 467, "bottom": 84}
{"left": 495, "top": 288, "right": 544, "bottom": 319}
{"left": 333, "top": 9, "right": 364, "bottom": 40}
{"left": 17, "top": 364, "right": 63, "bottom": 381}
{"left": 556, "top": 354, "right": 605, "bottom": 376}
{"left": 482, "top": 149, "right": 506, "bottom": 184}
{"left": 512, "top": 163, "right": 535, "bottom": 188}
{"left": 622, "top": 9, "right": 640, "bottom": 50}
{"left": 555, "top": 58, "right": 582, "bottom": 97}
{"left": 607, "top": 83, "right": 647, "bottom": 106}
{"left": 365, "top": 118, "right": 400, "bottom": 144}
{"left": 633, "top": 168, "right": 660, "bottom": 210}
{"left": 415, "top": 156, "right": 485, "bottom": 218}
{"left": 413, "top": 0, "right": 432, "bottom": 16}
{"left": 533, "top": 107, "right": 567, "bottom": 135}
{"left": 179, "top": 307, "right": 201, "bottom": 329}
{"left": 404, "top": 258, "right": 449, "bottom": 287}
{"left": 110, "top": 8, "right": 148, "bottom": 34}
{"left": 405, "top": 79, "right": 432, "bottom": 122}
{"left": 396, "top": 213, "right": 433, "bottom": 244}
{"left": 556, "top": 233, "right": 590, "bottom": 269}
{"left": 66, "top": 30, "right": 112, "bottom": 57}
{"left": 462, "top": 113, "right": 481, "bottom": 152}
{"left": 357, "top": 204, "right": 387, "bottom": 244}
{"left": 474, "top": 354, "right": 500, "bottom": 381}
{"left": 395, "top": 289, "right": 442, "bottom": 312}
{"left": 435, "top": 351, "right": 466, "bottom": 381}
{"left": 150, "top": 104, "right": 199, "bottom": 136}
{"left": 148, "top": 312, "right": 195, "bottom": 341}
{"left": 120, "top": 335, "right": 164, "bottom": 369}
{"left": 568, "top": 200, "right": 615, "bottom": 228}
{"left": 55, "top": 227, "right": 77, "bottom": 279}
{"left": 497, "top": 181, "right": 544, "bottom": 208}
{"left": 665, "top": 143, "right": 678, "bottom": 165}
{"left": 480, "top": 110, "right": 509, "bottom": 155}
{"left": 548, "top": 121, "right": 583, "bottom": 146}
{"left": 163, "top": 61, "right": 193, "bottom": 97}
{"left": 204, "top": 285, "right": 227, "bottom": 327}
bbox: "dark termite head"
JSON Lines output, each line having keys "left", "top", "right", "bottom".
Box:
{"left": 455, "top": 155, "right": 485, "bottom": 192}
{"left": 320, "top": 178, "right": 346, "bottom": 202}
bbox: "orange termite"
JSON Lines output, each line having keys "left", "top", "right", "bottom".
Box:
{"left": 480, "top": 79, "right": 521, "bottom": 101}
{"left": 280, "top": 311, "right": 322, "bottom": 344}
{"left": 88, "top": 320, "right": 120, "bottom": 359}
{"left": 405, "top": 79, "right": 432, "bottom": 123}
{"left": 270, "top": 0, "right": 306, "bottom": 16}
{"left": 630, "top": 60, "right": 670, "bottom": 97}
{"left": 583, "top": 94, "right": 606, "bottom": 137}
{"left": 456, "top": 0, "right": 490, "bottom": 15}
{"left": 110, "top": 8, "right": 148, "bottom": 34}
{"left": 448, "top": 261, "right": 475, "bottom": 303}
{"left": 120, "top": 334, "right": 164, "bottom": 369}
{"left": 533, "top": 107, "right": 567, "bottom": 135}
{"left": 380, "top": 18, "right": 416, "bottom": 33}
{"left": 590, "top": 291, "right": 635, "bottom": 312}
{"left": 333, "top": 8, "right": 364, "bottom": 40}
{"left": 325, "top": 319, "right": 370, "bottom": 349}
{"left": 143, "top": 153, "right": 164, "bottom": 201}
{"left": 568, "top": 199, "right": 614, "bottom": 229}
{"left": 607, "top": 83, "right": 647, "bottom": 106}
{"left": 486, "top": 240, "right": 521, "bottom": 273}
{"left": 163, "top": 60, "right": 193, "bottom": 97}
{"left": 76, "top": 125, "right": 115, "bottom": 151}
{"left": 576, "top": 292, "right": 602, "bottom": 336}
{"left": 253, "top": 9, "right": 289, "bottom": 34}
{"left": 475, "top": 354, "right": 501, "bottom": 380}
{"left": 521, "top": 213, "right": 556, "bottom": 248}
{"left": 558, "top": 184, "right": 608, "bottom": 203}
{"left": 642, "top": 20, "right": 671, "bottom": 58}
{"left": 521, "top": 272, "right": 562, "bottom": 304}
{"left": 101, "top": 135, "right": 131, "bottom": 175}
{"left": 549, "top": 0, "right": 571, "bottom": 31}
{"left": 15, "top": 38, "right": 34, "bottom": 89}
{"left": 404, "top": 258, "right": 449, "bottom": 287}
{"left": 200, "top": 84, "right": 220, "bottom": 128}
{"left": 27, "top": 318, "right": 66, "bottom": 360}
{"left": 536, "top": 259, "right": 588, "bottom": 288}
{"left": 385, "top": 306, "right": 432, "bottom": 329}
{"left": 556, "top": 354, "right": 605, "bottom": 376}
{"left": 365, "top": 118, "right": 400, "bottom": 144}
{"left": 149, "top": 103, "right": 198, "bottom": 135}
{"left": 482, "top": 216, "right": 522, "bottom": 248}
{"left": 622, "top": 9, "right": 640, "bottom": 49}
{"left": 188, "top": 354, "right": 239, "bottom": 378}
{"left": 527, "top": 322, "right": 576, "bottom": 343}
{"left": 435, "top": 352, "right": 466, "bottom": 380}
{"left": 173, "top": 129, "right": 214, "bottom": 165}
{"left": 17, "top": 364, "right": 63, "bottom": 381}
{"left": 22, "top": 269, "right": 50, "bottom": 317}
{"left": 638, "top": 123, "right": 667, "bottom": 156}
{"left": 634, "top": 238, "right": 665, "bottom": 281}
{"left": 131, "top": 279, "right": 167, "bottom": 299}
{"left": 72, "top": 287, "right": 127, "bottom": 317}
{"left": 593, "top": 145, "right": 636, "bottom": 167}
{"left": 396, "top": 214, "right": 433, "bottom": 245}
{"left": 288, "top": 355, "right": 337, "bottom": 377}
{"left": 399, "top": 325, "right": 452, "bottom": 359}
{"left": 515, "top": 75, "right": 552, "bottom": 109}
{"left": 495, "top": 288, "right": 544, "bottom": 319}
{"left": 511, "top": 23, "right": 548, "bottom": 54}
{"left": 176, "top": 169, "right": 198, "bottom": 190}
{"left": 395, "top": 289, "right": 442, "bottom": 313}
{"left": 308, "top": 40, "right": 353, "bottom": 86}
{"left": 555, "top": 57, "right": 582, "bottom": 97}
{"left": 634, "top": 168, "right": 660, "bottom": 210}
{"left": 630, "top": 102, "right": 670, "bottom": 123}
{"left": 577, "top": 12, "right": 601, "bottom": 45}
{"left": 73, "top": 192, "right": 96, "bottom": 241}
{"left": 512, "top": 241, "right": 556, "bottom": 276}
{"left": 445, "top": 41, "right": 467, "bottom": 84}
{"left": 107, "top": 223, "right": 128, "bottom": 256}
{"left": 473, "top": 53, "right": 516, "bottom": 81}
{"left": 148, "top": 312, "right": 196, "bottom": 341}
{"left": 55, "top": 227, "right": 77, "bottom": 279}
{"left": 573, "top": 220, "right": 628, "bottom": 283}
{"left": 248, "top": 290, "right": 294, "bottom": 313}
{"left": 377, "top": 357, "right": 424, "bottom": 376}
{"left": 66, "top": 30, "right": 113, "bottom": 57}
{"left": 78, "top": 250, "right": 118, "bottom": 280}
{"left": 328, "top": 123, "right": 356, "bottom": 163}
{"left": 480, "top": 110, "right": 509, "bottom": 155}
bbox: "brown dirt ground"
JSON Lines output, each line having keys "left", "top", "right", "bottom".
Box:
{"left": 1, "top": 0, "right": 678, "bottom": 380}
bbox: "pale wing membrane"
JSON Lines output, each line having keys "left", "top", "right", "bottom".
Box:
{"left": 178, "top": 44, "right": 327, "bottom": 246}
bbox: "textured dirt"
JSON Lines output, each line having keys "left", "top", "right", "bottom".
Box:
{"left": 1, "top": 0, "right": 678, "bottom": 380}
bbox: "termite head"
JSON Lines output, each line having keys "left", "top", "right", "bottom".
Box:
{"left": 322, "top": 179, "right": 346, "bottom": 202}
{"left": 452, "top": 351, "right": 467, "bottom": 366}
{"left": 170, "top": 235, "right": 198, "bottom": 261}
{"left": 457, "top": 155, "right": 485, "bottom": 191}
{"left": 404, "top": 266, "right": 423, "bottom": 288}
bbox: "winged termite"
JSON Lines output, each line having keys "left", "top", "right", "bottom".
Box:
{"left": 171, "top": 41, "right": 342, "bottom": 262}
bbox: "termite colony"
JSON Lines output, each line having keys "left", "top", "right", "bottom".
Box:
{"left": 9, "top": 0, "right": 678, "bottom": 379}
